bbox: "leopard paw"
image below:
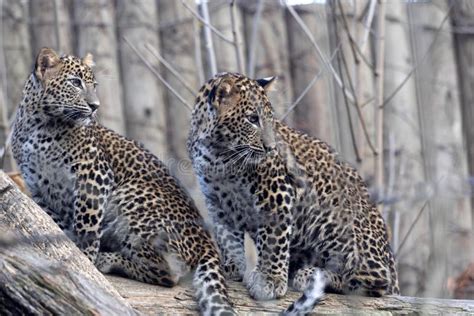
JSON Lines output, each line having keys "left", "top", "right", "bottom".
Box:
{"left": 245, "top": 269, "right": 287, "bottom": 300}
{"left": 292, "top": 267, "right": 316, "bottom": 292}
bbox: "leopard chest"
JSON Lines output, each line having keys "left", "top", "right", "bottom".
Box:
{"left": 199, "top": 170, "right": 260, "bottom": 232}
{"left": 17, "top": 125, "right": 79, "bottom": 227}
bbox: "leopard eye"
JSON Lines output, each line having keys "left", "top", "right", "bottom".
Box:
{"left": 69, "top": 78, "right": 83, "bottom": 88}
{"left": 247, "top": 114, "right": 259, "bottom": 125}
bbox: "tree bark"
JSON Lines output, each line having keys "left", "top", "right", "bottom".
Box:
{"left": 73, "top": 0, "right": 126, "bottom": 134}
{"left": 408, "top": 0, "right": 473, "bottom": 298}
{"left": 0, "top": 171, "right": 135, "bottom": 315}
{"left": 108, "top": 274, "right": 474, "bottom": 315}
{"left": 241, "top": 0, "right": 293, "bottom": 119}
{"left": 383, "top": 0, "right": 427, "bottom": 297}
{"left": 29, "top": 0, "right": 73, "bottom": 54}
{"left": 157, "top": 0, "right": 207, "bottom": 214}
{"left": 116, "top": 0, "right": 168, "bottom": 158}
{"left": 207, "top": 0, "right": 245, "bottom": 75}
{"left": 1, "top": 0, "right": 31, "bottom": 116}
{"left": 451, "top": 0, "right": 474, "bottom": 232}
{"left": 285, "top": 3, "right": 339, "bottom": 151}
{"left": 1, "top": 164, "right": 473, "bottom": 314}
{"left": 0, "top": 66, "right": 14, "bottom": 172}
{"left": 326, "top": 1, "right": 360, "bottom": 167}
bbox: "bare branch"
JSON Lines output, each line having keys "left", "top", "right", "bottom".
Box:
{"left": 336, "top": 1, "right": 377, "bottom": 157}
{"left": 374, "top": 0, "right": 386, "bottom": 210}
{"left": 280, "top": 43, "right": 342, "bottom": 121}
{"left": 336, "top": 1, "right": 375, "bottom": 70}
{"left": 53, "top": 0, "right": 61, "bottom": 52}
{"left": 230, "top": 0, "right": 244, "bottom": 74}
{"left": 331, "top": 5, "right": 361, "bottom": 163}
{"left": 380, "top": 3, "right": 453, "bottom": 109}
{"left": 181, "top": 0, "right": 233, "bottom": 44}
{"left": 193, "top": 18, "right": 205, "bottom": 84}
{"left": 144, "top": 44, "right": 196, "bottom": 96}
{"left": 122, "top": 37, "right": 192, "bottom": 111}
{"left": 395, "top": 197, "right": 430, "bottom": 257}
{"left": 360, "top": 0, "right": 376, "bottom": 53}
{"left": 247, "top": 0, "right": 263, "bottom": 77}
{"left": 200, "top": 0, "right": 217, "bottom": 75}
{"left": 285, "top": 3, "right": 356, "bottom": 103}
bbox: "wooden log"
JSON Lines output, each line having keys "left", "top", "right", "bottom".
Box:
{"left": 108, "top": 275, "right": 474, "bottom": 315}
{"left": 2, "top": 171, "right": 473, "bottom": 315}
{"left": 0, "top": 170, "right": 135, "bottom": 315}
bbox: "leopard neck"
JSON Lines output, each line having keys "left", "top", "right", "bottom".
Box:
{"left": 18, "top": 74, "right": 44, "bottom": 113}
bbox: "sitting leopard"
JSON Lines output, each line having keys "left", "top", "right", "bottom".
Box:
{"left": 11, "top": 48, "right": 235, "bottom": 316}
{"left": 188, "top": 72, "right": 400, "bottom": 314}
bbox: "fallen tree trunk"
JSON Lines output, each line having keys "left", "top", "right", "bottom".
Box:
{"left": 0, "top": 170, "right": 136, "bottom": 315}
{"left": 108, "top": 275, "right": 474, "bottom": 315}
{"left": 1, "top": 170, "right": 473, "bottom": 315}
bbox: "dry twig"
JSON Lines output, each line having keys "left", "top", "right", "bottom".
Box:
{"left": 286, "top": 3, "right": 356, "bottom": 104}
{"left": 230, "top": 0, "right": 244, "bottom": 73}
{"left": 181, "top": 0, "right": 233, "bottom": 44}
{"left": 374, "top": 0, "right": 386, "bottom": 209}
{"left": 360, "top": 0, "right": 376, "bottom": 53}
{"left": 281, "top": 43, "right": 342, "bottom": 120}
{"left": 123, "top": 37, "right": 192, "bottom": 111}
{"left": 380, "top": 3, "right": 453, "bottom": 109}
{"left": 199, "top": 0, "right": 217, "bottom": 75}
{"left": 144, "top": 44, "right": 196, "bottom": 96}
{"left": 330, "top": 3, "right": 360, "bottom": 163}
{"left": 247, "top": 0, "right": 264, "bottom": 77}
{"left": 336, "top": 1, "right": 378, "bottom": 157}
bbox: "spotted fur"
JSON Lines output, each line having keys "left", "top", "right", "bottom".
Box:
{"left": 188, "top": 72, "right": 400, "bottom": 314}
{"left": 12, "top": 48, "right": 235, "bottom": 316}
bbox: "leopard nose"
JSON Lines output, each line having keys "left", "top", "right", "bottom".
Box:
{"left": 88, "top": 102, "right": 99, "bottom": 112}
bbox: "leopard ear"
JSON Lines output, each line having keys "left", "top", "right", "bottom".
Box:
{"left": 208, "top": 77, "right": 238, "bottom": 113}
{"left": 34, "top": 47, "right": 61, "bottom": 82}
{"left": 82, "top": 53, "right": 95, "bottom": 68}
{"left": 256, "top": 76, "right": 277, "bottom": 92}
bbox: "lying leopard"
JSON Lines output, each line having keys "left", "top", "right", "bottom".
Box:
{"left": 188, "top": 72, "right": 400, "bottom": 314}
{"left": 12, "top": 48, "right": 235, "bottom": 316}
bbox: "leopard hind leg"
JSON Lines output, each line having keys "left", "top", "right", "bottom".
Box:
{"left": 96, "top": 249, "right": 181, "bottom": 287}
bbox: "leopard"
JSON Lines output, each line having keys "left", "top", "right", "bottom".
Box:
{"left": 11, "top": 47, "right": 236, "bottom": 316}
{"left": 188, "top": 72, "right": 400, "bottom": 314}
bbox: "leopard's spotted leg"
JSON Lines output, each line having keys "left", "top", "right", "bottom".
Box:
{"left": 213, "top": 221, "right": 246, "bottom": 281}
{"left": 96, "top": 249, "right": 182, "bottom": 287}
{"left": 160, "top": 221, "right": 236, "bottom": 316}
{"left": 246, "top": 152, "right": 294, "bottom": 301}
{"left": 73, "top": 158, "right": 113, "bottom": 263}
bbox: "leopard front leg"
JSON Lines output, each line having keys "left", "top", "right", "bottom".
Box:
{"left": 212, "top": 218, "right": 246, "bottom": 281}
{"left": 73, "top": 160, "right": 112, "bottom": 263}
{"left": 246, "top": 155, "right": 294, "bottom": 300}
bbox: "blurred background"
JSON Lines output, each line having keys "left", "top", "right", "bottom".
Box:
{"left": 0, "top": 0, "right": 473, "bottom": 300}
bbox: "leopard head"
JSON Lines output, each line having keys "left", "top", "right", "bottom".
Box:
{"left": 189, "top": 72, "right": 277, "bottom": 170}
{"left": 32, "top": 47, "right": 99, "bottom": 125}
